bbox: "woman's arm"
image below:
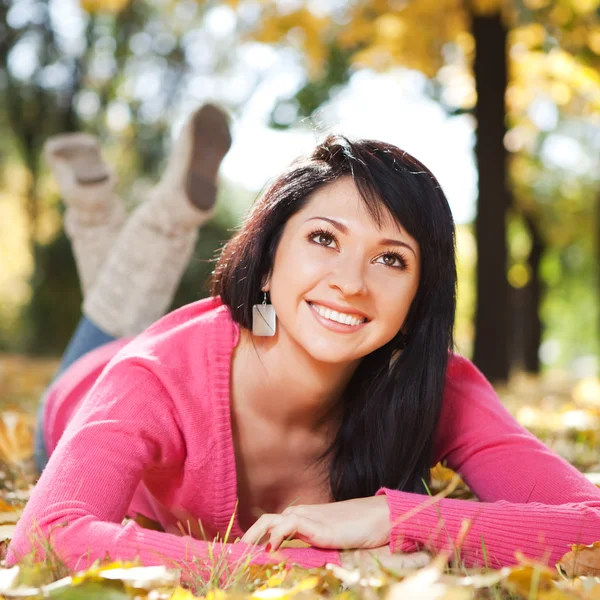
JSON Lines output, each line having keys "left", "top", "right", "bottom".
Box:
{"left": 378, "top": 355, "right": 600, "bottom": 568}
{"left": 7, "top": 361, "right": 339, "bottom": 576}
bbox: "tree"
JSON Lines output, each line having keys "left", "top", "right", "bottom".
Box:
{"left": 0, "top": 0, "right": 247, "bottom": 352}
{"left": 233, "top": 0, "right": 600, "bottom": 381}
{"left": 471, "top": 9, "right": 511, "bottom": 381}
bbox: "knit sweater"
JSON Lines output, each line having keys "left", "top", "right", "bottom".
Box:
{"left": 7, "top": 297, "right": 600, "bottom": 574}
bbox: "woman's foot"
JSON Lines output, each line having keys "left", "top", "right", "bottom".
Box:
{"left": 43, "top": 133, "right": 119, "bottom": 220}
{"left": 43, "top": 133, "right": 126, "bottom": 295}
{"left": 148, "top": 104, "right": 232, "bottom": 232}
{"left": 185, "top": 104, "right": 232, "bottom": 212}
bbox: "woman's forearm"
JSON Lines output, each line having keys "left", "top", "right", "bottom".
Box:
{"left": 378, "top": 487, "right": 600, "bottom": 568}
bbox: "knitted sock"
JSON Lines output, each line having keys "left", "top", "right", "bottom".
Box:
{"left": 44, "top": 134, "right": 126, "bottom": 296}
{"left": 83, "top": 104, "right": 232, "bottom": 337}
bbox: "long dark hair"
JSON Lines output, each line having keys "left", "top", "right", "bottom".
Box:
{"left": 211, "top": 136, "right": 456, "bottom": 499}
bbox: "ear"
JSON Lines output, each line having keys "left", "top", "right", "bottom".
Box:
{"left": 261, "top": 274, "right": 271, "bottom": 293}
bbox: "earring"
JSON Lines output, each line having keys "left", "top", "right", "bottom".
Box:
{"left": 252, "top": 292, "right": 276, "bottom": 336}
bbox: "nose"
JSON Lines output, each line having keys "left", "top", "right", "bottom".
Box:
{"left": 328, "top": 256, "right": 368, "bottom": 297}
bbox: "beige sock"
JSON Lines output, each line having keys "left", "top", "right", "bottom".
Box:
{"left": 83, "top": 104, "right": 231, "bottom": 337}
{"left": 82, "top": 202, "right": 201, "bottom": 337}
{"left": 63, "top": 202, "right": 127, "bottom": 297}
{"left": 44, "top": 134, "right": 126, "bottom": 296}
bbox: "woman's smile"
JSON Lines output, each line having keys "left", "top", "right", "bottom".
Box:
{"left": 307, "top": 300, "right": 369, "bottom": 332}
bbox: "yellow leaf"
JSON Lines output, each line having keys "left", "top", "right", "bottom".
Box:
{"left": 523, "top": 0, "right": 552, "bottom": 9}
{"left": 471, "top": 0, "right": 503, "bottom": 16}
{"left": 80, "top": 0, "right": 129, "bottom": 14}
{"left": 559, "top": 541, "right": 600, "bottom": 577}
{"left": 510, "top": 23, "right": 547, "bottom": 49}
{"left": 171, "top": 587, "right": 198, "bottom": 600}
{"left": 374, "top": 14, "right": 405, "bottom": 44}
{"left": 504, "top": 564, "right": 573, "bottom": 599}
{"left": 206, "top": 589, "right": 227, "bottom": 600}
{"left": 294, "top": 575, "right": 320, "bottom": 591}
{"left": 0, "top": 411, "right": 34, "bottom": 465}
{"left": 265, "top": 572, "right": 286, "bottom": 588}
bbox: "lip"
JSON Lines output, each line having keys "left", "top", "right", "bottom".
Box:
{"left": 306, "top": 301, "right": 370, "bottom": 334}
{"left": 306, "top": 300, "right": 370, "bottom": 321}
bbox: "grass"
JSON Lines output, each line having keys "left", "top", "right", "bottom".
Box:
{"left": 2, "top": 356, "right": 600, "bottom": 598}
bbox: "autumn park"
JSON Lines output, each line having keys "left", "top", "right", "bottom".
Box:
{"left": 3, "top": 0, "right": 600, "bottom": 597}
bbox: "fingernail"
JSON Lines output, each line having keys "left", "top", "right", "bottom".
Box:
{"left": 265, "top": 543, "right": 272, "bottom": 552}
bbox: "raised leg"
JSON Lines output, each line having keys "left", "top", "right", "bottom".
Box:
{"left": 83, "top": 104, "right": 232, "bottom": 337}
{"left": 43, "top": 133, "right": 127, "bottom": 296}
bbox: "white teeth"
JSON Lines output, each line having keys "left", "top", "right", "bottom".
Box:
{"left": 311, "top": 303, "right": 364, "bottom": 326}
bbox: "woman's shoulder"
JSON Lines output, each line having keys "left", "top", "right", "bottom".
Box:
{"left": 444, "top": 352, "right": 491, "bottom": 392}
{"left": 440, "top": 353, "right": 500, "bottom": 418}
{"left": 117, "top": 296, "right": 239, "bottom": 362}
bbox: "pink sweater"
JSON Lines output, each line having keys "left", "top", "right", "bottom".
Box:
{"left": 7, "top": 297, "right": 600, "bottom": 574}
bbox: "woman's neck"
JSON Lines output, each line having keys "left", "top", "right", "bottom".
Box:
{"left": 231, "top": 327, "right": 358, "bottom": 432}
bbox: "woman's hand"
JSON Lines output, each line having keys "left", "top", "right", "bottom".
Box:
{"left": 240, "top": 496, "right": 391, "bottom": 551}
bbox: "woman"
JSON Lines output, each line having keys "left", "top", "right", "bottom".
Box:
{"left": 8, "top": 107, "right": 600, "bottom": 577}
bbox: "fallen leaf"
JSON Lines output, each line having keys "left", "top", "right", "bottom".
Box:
{"left": 559, "top": 542, "right": 600, "bottom": 577}
{"left": 0, "top": 411, "right": 34, "bottom": 465}
{"left": 0, "top": 539, "right": 8, "bottom": 561}
{"left": 99, "top": 564, "right": 180, "bottom": 590}
{"left": 170, "top": 587, "right": 199, "bottom": 599}
{"left": 280, "top": 540, "right": 310, "bottom": 549}
{"left": 386, "top": 557, "right": 471, "bottom": 600}
{"left": 504, "top": 564, "right": 576, "bottom": 599}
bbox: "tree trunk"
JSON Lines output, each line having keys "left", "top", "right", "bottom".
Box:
{"left": 472, "top": 12, "right": 512, "bottom": 382}
{"left": 522, "top": 214, "right": 544, "bottom": 373}
{"left": 596, "top": 191, "right": 600, "bottom": 358}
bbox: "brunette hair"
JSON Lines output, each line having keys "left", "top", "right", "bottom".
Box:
{"left": 211, "top": 135, "right": 456, "bottom": 499}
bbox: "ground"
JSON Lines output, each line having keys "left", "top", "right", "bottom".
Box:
{"left": 1, "top": 352, "right": 600, "bottom": 599}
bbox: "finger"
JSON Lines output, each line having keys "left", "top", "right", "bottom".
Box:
{"left": 269, "top": 515, "right": 328, "bottom": 551}
{"left": 240, "top": 514, "right": 282, "bottom": 545}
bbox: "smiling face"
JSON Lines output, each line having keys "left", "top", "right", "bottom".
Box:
{"left": 264, "top": 176, "right": 421, "bottom": 367}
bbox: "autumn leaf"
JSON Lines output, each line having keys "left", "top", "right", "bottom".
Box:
{"left": 80, "top": 0, "right": 130, "bottom": 14}
{"left": 503, "top": 563, "right": 575, "bottom": 599}
{"left": 559, "top": 542, "right": 600, "bottom": 577}
{"left": 0, "top": 410, "right": 34, "bottom": 465}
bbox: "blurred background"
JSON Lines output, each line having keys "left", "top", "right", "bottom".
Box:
{"left": 1, "top": 0, "right": 600, "bottom": 393}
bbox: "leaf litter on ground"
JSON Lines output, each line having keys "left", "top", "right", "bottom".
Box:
{"left": 3, "top": 355, "right": 600, "bottom": 598}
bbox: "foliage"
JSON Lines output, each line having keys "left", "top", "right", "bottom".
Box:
{"left": 229, "top": 0, "right": 600, "bottom": 369}
{"left": 0, "top": 0, "right": 249, "bottom": 354}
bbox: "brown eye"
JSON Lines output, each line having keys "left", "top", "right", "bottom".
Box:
{"left": 375, "top": 253, "right": 407, "bottom": 269}
{"left": 309, "top": 231, "right": 336, "bottom": 248}
{"left": 317, "top": 233, "right": 334, "bottom": 246}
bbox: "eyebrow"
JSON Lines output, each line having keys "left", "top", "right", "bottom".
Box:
{"left": 306, "top": 216, "right": 417, "bottom": 257}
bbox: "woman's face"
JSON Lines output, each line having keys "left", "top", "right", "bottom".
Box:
{"left": 265, "top": 176, "right": 421, "bottom": 366}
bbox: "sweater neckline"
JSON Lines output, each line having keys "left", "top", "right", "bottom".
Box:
{"left": 211, "top": 305, "right": 246, "bottom": 541}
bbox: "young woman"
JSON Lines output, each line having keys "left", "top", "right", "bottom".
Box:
{"left": 7, "top": 108, "right": 600, "bottom": 578}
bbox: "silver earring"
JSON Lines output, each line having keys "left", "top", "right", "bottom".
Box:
{"left": 252, "top": 292, "right": 276, "bottom": 336}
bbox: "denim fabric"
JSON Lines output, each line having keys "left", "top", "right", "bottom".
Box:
{"left": 34, "top": 316, "right": 116, "bottom": 473}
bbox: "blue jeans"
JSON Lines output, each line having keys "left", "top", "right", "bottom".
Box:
{"left": 34, "top": 316, "right": 116, "bottom": 473}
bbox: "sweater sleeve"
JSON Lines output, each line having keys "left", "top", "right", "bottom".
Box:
{"left": 7, "top": 361, "right": 339, "bottom": 576}
{"left": 377, "top": 355, "right": 600, "bottom": 568}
